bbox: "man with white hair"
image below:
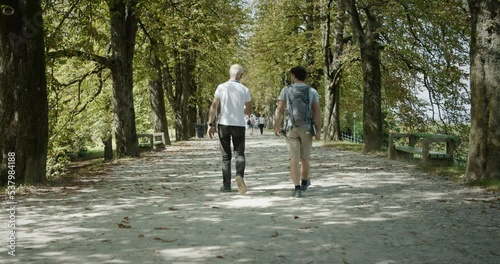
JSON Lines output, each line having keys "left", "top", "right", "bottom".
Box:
{"left": 207, "top": 64, "right": 253, "bottom": 194}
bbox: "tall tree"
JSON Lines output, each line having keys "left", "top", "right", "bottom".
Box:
{"left": 48, "top": 0, "right": 140, "bottom": 158}
{"left": 342, "top": 0, "right": 383, "bottom": 152}
{"left": 108, "top": 0, "right": 139, "bottom": 157}
{"left": 148, "top": 56, "right": 171, "bottom": 146}
{"left": 170, "top": 49, "right": 197, "bottom": 141}
{"left": 466, "top": 0, "right": 500, "bottom": 181}
{"left": 136, "top": 18, "right": 171, "bottom": 145}
{"left": 246, "top": 0, "right": 323, "bottom": 119}
{"left": 0, "top": 0, "right": 48, "bottom": 184}
{"left": 321, "top": 0, "right": 348, "bottom": 141}
{"left": 146, "top": 0, "right": 246, "bottom": 141}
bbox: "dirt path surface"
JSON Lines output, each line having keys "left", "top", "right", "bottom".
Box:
{"left": 1, "top": 132, "right": 499, "bottom": 264}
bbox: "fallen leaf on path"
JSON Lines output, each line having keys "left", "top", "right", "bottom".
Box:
{"left": 154, "top": 237, "right": 177, "bottom": 243}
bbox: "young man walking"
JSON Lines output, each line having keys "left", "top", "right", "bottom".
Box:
{"left": 274, "top": 66, "right": 321, "bottom": 198}
{"left": 208, "top": 64, "right": 252, "bottom": 194}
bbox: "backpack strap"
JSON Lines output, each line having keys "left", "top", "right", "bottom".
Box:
{"left": 305, "top": 86, "right": 311, "bottom": 124}
{"left": 285, "top": 85, "right": 293, "bottom": 128}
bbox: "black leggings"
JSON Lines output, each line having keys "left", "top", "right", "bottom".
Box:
{"left": 217, "top": 125, "right": 246, "bottom": 186}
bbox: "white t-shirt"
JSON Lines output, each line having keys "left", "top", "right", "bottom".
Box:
{"left": 215, "top": 80, "right": 251, "bottom": 127}
{"left": 258, "top": 116, "right": 265, "bottom": 125}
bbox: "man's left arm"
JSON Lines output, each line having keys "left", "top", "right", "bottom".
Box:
{"left": 312, "top": 98, "right": 322, "bottom": 140}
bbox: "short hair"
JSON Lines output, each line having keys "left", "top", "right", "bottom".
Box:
{"left": 290, "top": 66, "right": 308, "bottom": 81}
{"left": 229, "top": 64, "right": 244, "bottom": 78}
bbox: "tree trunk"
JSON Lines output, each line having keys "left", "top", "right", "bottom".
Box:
{"left": 305, "top": 0, "right": 315, "bottom": 67}
{"left": 466, "top": 0, "right": 500, "bottom": 181}
{"left": 109, "top": 0, "right": 139, "bottom": 157}
{"left": 322, "top": 0, "right": 346, "bottom": 141}
{"left": 171, "top": 50, "right": 196, "bottom": 141}
{"left": 173, "top": 52, "right": 187, "bottom": 141}
{"left": 343, "top": 0, "right": 383, "bottom": 152}
{"left": 103, "top": 136, "right": 113, "bottom": 161}
{"left": 181, "top": 61, "right": 193, "bottom": 140}
{"left": 149, "top": 57, "right": 170, "bottom": 147}
{"left": 162, "top": 63, "right": 176, "bottom": 142}
{"left": 0, "top": 0, "right": 48, "bottom": 185}
{"left": 188, "top": 104, "right": 197, "bottom": 138}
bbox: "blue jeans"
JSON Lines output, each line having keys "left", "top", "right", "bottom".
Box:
{"left": 218, "top": 125, "right": 246, "bottom": 186}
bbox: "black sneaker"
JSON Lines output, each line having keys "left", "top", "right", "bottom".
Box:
{"left": 220, "top": 185, "right": 231, "bottom": 192}
{"left": 301, "top": 179, "right": 311, "bottom": 191}
{"left": 293, "top": 189, "right": 302, "bottom": 198}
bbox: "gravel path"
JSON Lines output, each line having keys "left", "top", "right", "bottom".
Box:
{"left": 1, "top": 132, "right": 499, "bottom": 264}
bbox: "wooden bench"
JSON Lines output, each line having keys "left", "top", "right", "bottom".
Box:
{"left": 388, "top": 133, "right": 461, "bottom": 166}
{"left": 137, "top": 133, "right": 166, "bottom": 148}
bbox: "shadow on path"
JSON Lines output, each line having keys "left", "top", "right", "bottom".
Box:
{"left": 1, "top": 133, "right": 499, "bottom": 263}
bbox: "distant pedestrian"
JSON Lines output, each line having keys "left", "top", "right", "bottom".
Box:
{"left": 274, "top": 66, "right": 321, "bottom": 198}
{"left": 249, "top": 114, "right": 256, "bottom": 135}
{"left": 207, "top": 64, "right": 252, "bottom": 194}
{"left": 245, "top": 115, "right": 250, "bottom": 129}
{"left": 258, "top": 115, "right": 265, "bottom": 135}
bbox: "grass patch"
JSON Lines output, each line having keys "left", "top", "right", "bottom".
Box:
{"left": 420, "top": 164, "right": 466, "bottom": 182}
{"left": 322, "top": 141, "right": 388, "bottom": 157}
{"left": 467, "top": 179, "right": 500, "bottom": 192}
{"left": 72, "top": 149, "right": 104, "bottom": 161}
{"left": 44, "top": 158, "right": 115, "bottom": 191}
{"left": 323, "top": 141, "right": 364, "bottom": 152}
{"left": 0, "top": 158, "right": 110, "bottom": 197}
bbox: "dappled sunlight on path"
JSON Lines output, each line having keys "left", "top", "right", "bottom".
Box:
{"left": 1, "top": 132, "right": 499, "bottom": 263}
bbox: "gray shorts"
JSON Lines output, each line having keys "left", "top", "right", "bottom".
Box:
{"left": 286, "top": 127, "right": 313, "bottom": 160}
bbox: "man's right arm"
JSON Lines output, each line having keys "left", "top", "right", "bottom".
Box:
{"left": 208, "top": 97, "right": 220, "bottom": 125}
{"left": 207, "top": 97, "right": 220, "bottom": 139}
{"left": 274, "top": 100, "right": 286, "bottom": 136}
{"left": 244, "top": 101, "right": 253, "bottom": 116}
